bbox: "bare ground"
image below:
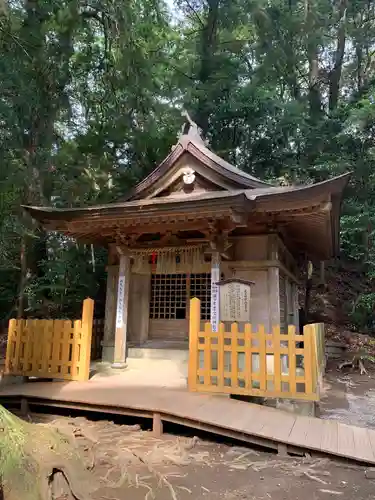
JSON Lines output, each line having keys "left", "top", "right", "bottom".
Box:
{"left": 321, "top": 359, "right": 375, "bottom": 428}
{"left": 17, "top": 411, "right": 375, "bottom": 500}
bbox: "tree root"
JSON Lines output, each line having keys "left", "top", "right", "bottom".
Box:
{"left": 0, "top": 405, "right": 104, "bottom": 500}
{"left": 359, "top": 358, "right": 368, "bottom": 375}
{"left": 338, "top": 355, "right": 368, "bottom": 374}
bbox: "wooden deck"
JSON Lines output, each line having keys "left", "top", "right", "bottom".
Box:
{"left": 0, "top": 380, "right": 375, "bottom": 465}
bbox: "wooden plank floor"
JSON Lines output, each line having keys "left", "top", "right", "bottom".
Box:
{"left": 1, "top": 380, "right": 375, "bottom": 465}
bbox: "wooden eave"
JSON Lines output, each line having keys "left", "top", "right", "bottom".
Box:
{"left": 22, "top": 172, "right": 350, "bottom": 259}
{"left": 247, "top": 172, "right": 350, "bottom": 259}
{"left": 23, "top": 194, "right": 253, "bottom": 245}
{"left": 23, "top": 191, "right": 251, "bottom": 224}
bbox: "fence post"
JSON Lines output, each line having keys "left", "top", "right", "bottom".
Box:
{"left": 188, "top": 298, "right": 201, "bottom": 391}
{"left": 311, "top": 323, "right": 325, "bottom": 397}
{"left": 288, "top": 325, "right": 297, "bottom": 395}
{"left": 80, "top": 298, "right": 94, "bottom": 381}
{"left": 303, "top": 324, "right": 314, "bottom": 397}
{"left": 5, "top": 319, "right": 17, "bottom": 374}
{"left": 319, "top": 323, "right": 326, "bottom": 372}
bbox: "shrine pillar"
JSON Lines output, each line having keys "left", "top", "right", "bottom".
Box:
{"left": 101, "top": 264, "right": 118, "bottom": 362}
{"left": 112, "top": 249, "right": 131, "bottom": 369}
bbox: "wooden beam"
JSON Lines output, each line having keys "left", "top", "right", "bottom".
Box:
{"left": 66, "top": 210, "right": 234, "bottom": 229}
{"left": 229, "top": 210, "right": 248, "bottom": 226}
{"left": 152, "top": 413, "right": 163, "bottom": 437}
{"left": 254, "top": 202, "right": 331, "bottom": 217}
{"left": 102, "top": 220, "right": 220, "bottom": 236}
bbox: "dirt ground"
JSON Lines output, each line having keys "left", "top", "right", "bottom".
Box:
{"left": 5, "top": 357, "right": 375, "bottom": 499}
{"left": 320, "top": 360, "right": 375, "bottom": 428}
{"left": 19, "top": 411, "right": 374, "bottom": 500}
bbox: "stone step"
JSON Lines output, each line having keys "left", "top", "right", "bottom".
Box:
{"left": 325, "top": 342, "right": 347, "bottom": 359}
{"left": 126, "top": 357, "right": 188, "bottom": 380}
{"left": 128, "top": 347, "right": 189, "bottom": 362}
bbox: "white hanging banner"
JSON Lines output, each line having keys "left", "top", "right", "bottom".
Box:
{"left": 115, "top": 274, "right": 126, "bottom": 328}
{"left": 210, "top": 253, "right": 220, "bottom": 332}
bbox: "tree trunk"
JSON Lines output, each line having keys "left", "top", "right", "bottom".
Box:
{"left": 355, "top": 42, "right": 364, "bottom": 92}
{"left": 304, "top": 260, "right": 314, "bottom": 322}
{"left": 328, "top": 0, "right": 347, "bottom": 112}
{"left": 319, "top": 261, "right": 326, "bottom": 286}
{"left": 16, "top": 0, "right": 76, "bottom": 316}
{"left": 306, "top": 0, "right": 322, "bottom": 122}
{"left": 0, "top": 405, "right": 99, "bottom": 500}
{"left": 195, "top": 0, "right": 220, "bottom": 136}
{"left": 17, "top": 237, "right": 27, "bottom": 319}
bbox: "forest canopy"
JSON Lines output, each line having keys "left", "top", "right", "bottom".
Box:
{"left": 0, "top": 0, "right": 374, "bottom": 329}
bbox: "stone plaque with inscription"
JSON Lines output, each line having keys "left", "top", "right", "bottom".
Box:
{"left": 216, "top": 279, "right": 254, "bottom": 323}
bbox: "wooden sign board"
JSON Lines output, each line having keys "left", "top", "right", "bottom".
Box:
{"left": 217, "top": 279, "right": 254, "bottom": 323}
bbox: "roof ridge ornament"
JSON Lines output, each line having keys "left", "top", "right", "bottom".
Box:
{"left": 172, "top": 110, "right": 209, "bottom": 150}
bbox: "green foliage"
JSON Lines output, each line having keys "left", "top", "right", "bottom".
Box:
{"left": 0, "top": 0, "right": 374, "bottom": 329}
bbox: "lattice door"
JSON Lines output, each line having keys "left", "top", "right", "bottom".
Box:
{"left": 150, "top": 274, "right": 188, "bottom": 320}
{"left": 189, "top": 273, "right": 211, "bottom": 320}
{"left": 149, "top": 272, "right": 221, "bottom": 322}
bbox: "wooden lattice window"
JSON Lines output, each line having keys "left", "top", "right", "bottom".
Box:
{"left": 149, "top": 272, "right": 221, "bottom": 322}
{"left": 150, "top": 274, "right": 187, "bottom": 319}
{"left": 190, "top": 273, "right": 211, "bottom": 320}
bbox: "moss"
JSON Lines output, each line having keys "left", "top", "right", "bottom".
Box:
{"left": 0, "top": 406, "right": 40, "bottom": 499}
{"left": 0, "top": 405, "right": 97, "bottom": 500}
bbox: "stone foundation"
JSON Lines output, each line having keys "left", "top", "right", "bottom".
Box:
{"left": 230, "top": 394, "right": 320, "bottom": 417}
{"left": 101, "top": 341, "right": 115, "bottom": 363}
{"left": 276, "top": 398, "right": 320, "bottom": 417}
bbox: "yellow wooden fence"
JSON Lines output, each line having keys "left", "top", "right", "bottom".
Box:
{"left": 188, "top": 298, "right": 325, "bottom": 401}
{"left": 5, "top": 298, "right": 94, "bottom": 382}
{"left": 307, "top": 322, "right": 326, "bottom": 397}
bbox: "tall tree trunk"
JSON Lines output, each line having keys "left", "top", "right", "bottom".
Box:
{"left": 304, "top": 261, "right": 313, "bottom": 322}
{"left": 355, "top": 43, "right": 364, "bottom": 92}
{"left": 195, "top": 0, "right": 220, "bottom": 136}
{"left": 17, "top": 0, "right": 75, "bottom": 315}
{"left": 17, "top": 237, "right": 27, "bottom": 318}
{"left": 328, "top": 0, "right": 347, "bottom": 111}
{"left": 306, "top": 0, "right": 321, "bottom": 122}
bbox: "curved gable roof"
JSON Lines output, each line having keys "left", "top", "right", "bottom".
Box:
{"left": 123, "top": 130, "right": 271, "bottom": 201}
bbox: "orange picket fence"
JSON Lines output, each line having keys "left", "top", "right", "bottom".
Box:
{"left": 188, "top": 298, "right": 325, "bottom": 401}
{"left": 5, "top": 298, "right": 94, "bottom": 381}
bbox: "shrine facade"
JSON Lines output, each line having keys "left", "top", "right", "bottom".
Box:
{"left": 24, "top": 119, "right": 350, "bottom": 367}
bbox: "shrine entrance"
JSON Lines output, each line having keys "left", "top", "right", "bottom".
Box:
{"left": 148, "top": 272, "right": 212, "bottom": 341}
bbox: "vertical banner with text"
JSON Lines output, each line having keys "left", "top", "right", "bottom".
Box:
{"left": 115, "top": 274, "right": 125, "bottom": 328}
{"left": 210, "top": 252, "right": 220, "bottom": 332}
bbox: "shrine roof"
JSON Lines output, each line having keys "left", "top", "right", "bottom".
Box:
{"left": 21, "top": 116, "right": 351, "bottom": 259}
{"left": 124, "top": 133, "right": 271, "bottom": 201}
{"left": 23, "top": 172, "right": 350, "bottom": 220}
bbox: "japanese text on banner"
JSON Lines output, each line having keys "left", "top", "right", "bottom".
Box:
{"left": 211, "top": 262, "right": 220, "bottom": 332}
{"left": 115, "top": 276, "right": 125, "bottom": 328}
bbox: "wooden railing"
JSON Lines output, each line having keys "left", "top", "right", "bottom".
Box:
{"left": 5, "top": 298, "right": 94, "bottom": 382}
{"left": 308, "top": 322, "right": 326, "bottom": 397}
{"left": 188, "top": 298, "right": 325, "bottom": 401}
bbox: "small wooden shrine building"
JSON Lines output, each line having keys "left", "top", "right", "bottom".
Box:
{"left": 24, "top": 119, "right": 350, "bottom": 368}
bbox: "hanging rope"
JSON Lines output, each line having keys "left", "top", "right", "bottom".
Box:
{"left": 132, "top": 244, "right": 207, "bottom": 274}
